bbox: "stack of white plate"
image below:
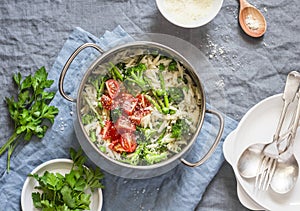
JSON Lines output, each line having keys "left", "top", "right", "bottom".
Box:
{"left": 223, "top": 94, "right": 300, "bottom": 211}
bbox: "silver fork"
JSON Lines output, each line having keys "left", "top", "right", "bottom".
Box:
{"left": 255, "top": 142, "right": 278, "bottom": 190}
{"left": 255, "top": 72, "right": 300, "bottom": 191}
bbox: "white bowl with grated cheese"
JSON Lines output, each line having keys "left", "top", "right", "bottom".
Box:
{"left": 156, "top": 0, "right": 223, "bottom": 28}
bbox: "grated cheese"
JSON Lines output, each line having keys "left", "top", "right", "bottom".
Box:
{"left": 162, "top": 0, "right": 213, "bottom": 25}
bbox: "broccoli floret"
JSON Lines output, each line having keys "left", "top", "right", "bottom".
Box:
{"left": 144, "top": 151, "right": 168, "bottom": 165}
{"left": 81, "top": 114, "right": 95, "bottom": 125}
{"left": 168, "top": 60, "right": 177, "bottom": 71}
{"left": 122, "top": 143, "right": 146, "bottom": 165}
{"left": 90, "top": 130, "right": 97, "bottom": 142}
{"left": 158, "top": 63, "right": 165, "bottom": 70}
{"left": 99, "top": 145, "right": 106, "bottom": 153}
{"left": 136, "top": 126, "right": 156, "bottom": 141}
{"left": 168, "top": 87, "right": 184, "bottom": 103}
{"left": 171, "top": 119, "right": 190, "bottom": 139}
{"left": 123, "top": 63, "right": 150, "bottom": 92}
{"left": 132, "top": 144, "right": 168, "bottom": 165}
{"left": 122, "top": 128, "right": 170, "bottom": 165}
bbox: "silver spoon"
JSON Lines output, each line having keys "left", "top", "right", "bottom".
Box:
{"left": 237, "top": 71, "right": 300, "bottom": 178}
{"left": 270, "top": 91, "right": 300, "bottom": 194}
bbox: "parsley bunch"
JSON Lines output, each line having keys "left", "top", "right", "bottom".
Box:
{"left": 30, "top": 148, "right": 104, "bottom": 210}
{"left": 0, "top": 67, "right": 59, "bottom": 171}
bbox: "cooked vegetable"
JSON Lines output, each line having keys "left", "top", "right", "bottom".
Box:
{"left": 168, "top": 87, "right": 184, "bottom": 103}
{"left": 0, "top": 67, "right": 59, "bottom": 172}
{"left": 123, "top": 63, "right": 150, "bottom": 93}
{"left": 144, "top": 94, "right": 162, "bottom": 113}
{"left": 81, "top": 114, "right": 94, "bottom": 125}
{"left": 105, "top": 79, "right": 120, "bottom": 99}
{"left": 109, "top": 63, "right": 124, "bottom": 81}
{"left": 171, "top": 119, "right": 190, "bottom": 139}
{"left": 80, "top": 53, "right": 201, "bottom": 165}
{"left": 144, "top": 150, "right": 168, "bottom": 165}
{"left": 157, "top": 70, "right": 170, "bottom": 114}
{"left": 168, "top": 60, "right": 177, "bottom": 71}
{"left": 29, "top": 148, "right": 104, "bottom": 210}
{"left": 88, "top": 74, "right": 109, "bottom": 98}
{"left": 136, "top": 126, "right": 156, "bottom": 141}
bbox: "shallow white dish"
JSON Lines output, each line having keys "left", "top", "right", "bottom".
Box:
{"left": 21, "top": 159, "right": 103, "bottom": 211}
{"left": 224, "top": 94, "right": 300, "bottom": 211}
{"left": 224, "top": 130, "right": 265, "bottom": 210}
{"left": 156, "top": 0, "right": 223, "bottom": 28}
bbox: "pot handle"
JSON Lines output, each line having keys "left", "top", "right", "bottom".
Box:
{"left": 181, "top": 109, "right": 224, "bottom": 167}
{"left": 59, "top": 43, "right": 104, "bottom": 102}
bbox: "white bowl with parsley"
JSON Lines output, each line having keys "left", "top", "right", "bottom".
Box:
{"left": 21, "top": 158, "right": 103, "bottom": 211}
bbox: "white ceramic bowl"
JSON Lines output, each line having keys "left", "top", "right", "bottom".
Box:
{"left": 21, "top": 159, "right": 103, "bottom": 211}
{"left": 156, "top": 0, "right": 223, "bottom": 28}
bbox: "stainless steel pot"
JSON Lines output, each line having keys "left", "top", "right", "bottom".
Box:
{"left": 59, "top": 41, "right": 224, "bottom": 179}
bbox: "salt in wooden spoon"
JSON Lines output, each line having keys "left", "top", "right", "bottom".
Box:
{"left": 239, "top": 0, "right": 267, "bottom": 37}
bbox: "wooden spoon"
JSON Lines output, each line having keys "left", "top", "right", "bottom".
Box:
{"left": 239, "top": 0, "right": 267, "bottom": 37}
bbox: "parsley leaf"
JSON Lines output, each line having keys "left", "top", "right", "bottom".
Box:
{"left": 29, "top": 148, "right": 104, "bottom": 210}
{"left": 0, "top": 67, "right": 59, "bottom": 171}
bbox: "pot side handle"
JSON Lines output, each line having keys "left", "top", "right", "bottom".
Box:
{"left": 59, "top": 43, "right": 104, "bottom": 102}
{"left": 181, "top": 109, "right": 224, "bottom": 167}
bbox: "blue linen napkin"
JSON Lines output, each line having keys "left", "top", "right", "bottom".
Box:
{"left": 0, "top": 26, "right": 238, "bottom": 210}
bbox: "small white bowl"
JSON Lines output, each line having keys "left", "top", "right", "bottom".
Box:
{"left": 21, "top": 159, "right": 103, "bottom": 211}
{"left": 156, "top": 0, "right": 223, "bottom": 28}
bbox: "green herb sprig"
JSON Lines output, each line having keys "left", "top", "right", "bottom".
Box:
{"left": 30, "top": 148, "right": 104, "bottom": 210}
{"left": 0, "top": 67, "right": 59, "bottom": 171}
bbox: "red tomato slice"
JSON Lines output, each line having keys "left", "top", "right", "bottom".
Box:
{"left": 120, "top": 133, "right": 137, "bottom": 153}
{"left": 128, "top": 110, "right": 146, "bottom": 125}
{"left": 101, "top": 120, "right": 120, "bottom": 140}
{"left": 128, "top": 114, "right": 142, "bottom": 125}
{"left": 101, "top": 120, "right": 113, "bottom": 140}
{"left": 100, "top": 94, "right": 113, "bottom": 110}
{"left": 115, "top": 116, "right": 136, "bottom": 134}
{"left": 109, "top": 124, "right": 121, "bottom": 140}
{"left": 106, "top": 79, "right": 120, "bottom": 99}
{"left": 136, "top": 94, "right": 151, "bottom": 108}
{"left": 122, "top": 96, "right": 138, "bottom": 115}
{"left": 109, "top": 138, "right": 126, "bottom": 152}
{"left": 130, "top": 102, "right": 152, "bottom": 125}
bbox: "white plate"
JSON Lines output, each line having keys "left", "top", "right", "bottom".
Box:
{"left": 156, "top": 0, "right": 223, "bottom": 28}
{"left": 224, "top": 94, "right": 300, "bottom": 211}
{"left": 21, "top": 159, "right": 103, "bottom": 211}
{"left": 224, "top": 130, "right": 265, "bottom": 210}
